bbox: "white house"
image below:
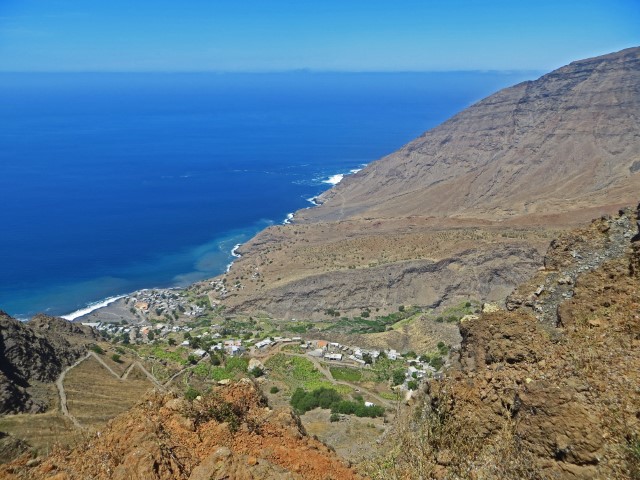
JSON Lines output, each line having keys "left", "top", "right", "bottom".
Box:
{"left": 324, "top": 353, "right": 343, "bottom": 361}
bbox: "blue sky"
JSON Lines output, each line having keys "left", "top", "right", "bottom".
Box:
{"left": 0, "top": 0, "right": 638, "bottom": 72}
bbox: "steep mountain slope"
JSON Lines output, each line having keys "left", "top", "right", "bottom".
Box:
{"left": 302, "top": 47, "right": 640, "bottom": 222}
{"left": 200, "top": 47, "right": 640, "bottom": 320}
{"left": 365, "top": 206, "right": 640, "bottom": 479}
{"left": 0, "top": 312, "right": 97, "bottom": 414}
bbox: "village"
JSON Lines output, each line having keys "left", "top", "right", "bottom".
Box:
{"left": 82, "top": 311, "right": 447, "bottom": 395}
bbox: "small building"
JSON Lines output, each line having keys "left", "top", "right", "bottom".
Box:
{"left": 316, "top": 340, "right": 329, "bottom": 350}
{"left": 324, "top": 353, "right": 343, "bottom": 361}
{"left": 255, "top": 339, "right": 273, "bottom": 349}
{"left": 348, "top": 355, "right": 366, "bottom": 365}
{"left": 364, "top": 401, "right": 375, "bottom": 407}
{"left": 192, "top": 349, "right": 206, "bottom": 357}
{"left": 227, "top": 345, "right": 246, "bottom": 356}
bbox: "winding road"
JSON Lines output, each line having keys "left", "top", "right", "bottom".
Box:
{"left": 54, "top": 351, "right": 165, "bottom": 428}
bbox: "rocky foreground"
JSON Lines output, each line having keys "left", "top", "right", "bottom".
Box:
{"left": 1, "top": 381, "right": 362, "bottom": 480}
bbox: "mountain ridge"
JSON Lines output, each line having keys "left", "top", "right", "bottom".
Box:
{"left": 200, "top": 46, "right": 640, "bottom": 320}
{"left": 301, "top": 46, "right": 640, "bottom": 223}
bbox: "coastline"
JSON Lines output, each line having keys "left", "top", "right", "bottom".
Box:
{"left": 61, "top": 295, "right": 127, "bottom": 321}
{"left": 61, "top": 168, "right": 364, "bottom": 323}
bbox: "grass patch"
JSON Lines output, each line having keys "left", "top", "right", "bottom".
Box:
{"left": 321, "top": 307, "right": 422, "bottom": 334}
{"left": 210, "top": 357, "right": 250, "bottom": 381}
{"left": 330, "top": 366, "right": 363, "bottom": 382}
{"left": 433, "top": 300, "right": 480, "bottom": 323}
{"left": 265, "top": 353, "right": 350, "bottom": 394}
{"left": 139, "top": 345, "right": 190, "bottom": 366}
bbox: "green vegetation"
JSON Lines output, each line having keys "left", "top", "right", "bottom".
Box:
{"left": 329, "top": 367, "right": 362, "bottom": 382}
{"left": 290, "top": 387, "right": 385, "bottom": 418}
{"left": 626, "top": 434, "right": 640, "bottom": 477}
{"left": 215, "top": 356, "right": 249, "bottom": 381}
{"left": 89, "top": 344, "right": 104, "bottom": 355}
{"left": 391, "top": 369, "right": 406, "bottom": 386}
{"left": 281, "top": 344, "right": 305, "bottom": 354}
{"left": 434, "top": 300, "right": 480, "bottom": 323}
{"left": 141, "top": 345, "right": 190, "bottom": 366}
{"left": 269, "top": 386, "right": 279, "bottom": 394}
{"left": 437, "top": 341, "right": 450, "bottom": 355}
{"left": 286, "top": 321, "right": 313, "bottom": 334}
{"left": 194, "top": 296, "right": 211, "bottom": 309}
{"left": 265, "top": 353, "right": 349, "bottom": 394}
{"left": 330, "top": 413, "right": 340, "bottom": 422}
{"left": 111, "top": 353, "right": 122, "bottom": 363}
{"left": 371, "top": 356, "right": 407, "bottom": 383}
{"left": 184, "top": 386, "right": 201, "bottom": 401}
{"left": 192, "top": 356, "right": 250, "bottom": 381}
{"left": 322, "top": 306, "right": 421, "bottom": 334}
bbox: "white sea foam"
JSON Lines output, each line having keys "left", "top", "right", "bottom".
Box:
{"left": 350, "top": 168, "right": 362, "bottom": 174}
{"left": 61, "top": 294, "right": 127, "bottom": 321}
{"left": 307, "top": 196, "right": 319, "bottom": 206}
{"left": 322, "top": 174, "right": 344, "bottom": 185}
{"left": 225, "top": 243, "right": 244, "bottom": 273}
{"left": 283, "top": 213, "right": 295, "bottom": 225}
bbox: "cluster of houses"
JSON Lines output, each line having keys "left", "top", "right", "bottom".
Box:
{"left": 302, "top": 340, "right": 400, "bottom": 365}
{"left": 128, "top": 288, "right": 206, "bottom": 318}
{"left": 84, "top": 316, "right": 445, "bottom": 392}
{"left": 253, "top": 336, "right": 303, "bottom": 350}
{"left": 186, "top": 338, "right": 247, "bottom": 357}
{"left": 83, "top": 320, "right": 196, "bottom": 344}
{"left": 301, "top": 339, "right": 440, "bottom": 390}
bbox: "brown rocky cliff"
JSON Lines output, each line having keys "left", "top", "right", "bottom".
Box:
{"left": 367, "top": 207, "right": 640, "bottom": 479}
{"left": 0, "top": 312, "right": 98, "bottom": 414}
{"left": 1, "top": 380, "right": 364, "bottom": 480}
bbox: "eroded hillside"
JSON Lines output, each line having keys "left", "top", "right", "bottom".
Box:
{"left": 0, "top": 313, "right": 98, "bottom": 414}
{"left": 365, "top": 206, "right": 640, "bottom": 479}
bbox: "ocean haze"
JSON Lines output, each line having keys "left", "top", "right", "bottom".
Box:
{"left": 0, "top": 71, "right": 536, "bottom": 319}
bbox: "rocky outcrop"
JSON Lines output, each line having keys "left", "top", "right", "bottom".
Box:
{"left": 1, "top": 381, "right": 363, "bottom": 480}
{"left": 369, "top": 207, "right": 640, "bottom": 479}
{"left": 0, "top": 312, "right": 97, "bottom": 414}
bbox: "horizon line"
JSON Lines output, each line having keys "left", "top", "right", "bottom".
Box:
{"left": 0, "top": 68, "right": 545, "bottom": 75}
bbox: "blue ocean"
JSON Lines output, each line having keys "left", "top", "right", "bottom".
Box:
{"left": 0, "top": 71, "right": 536, "bottom": 319}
